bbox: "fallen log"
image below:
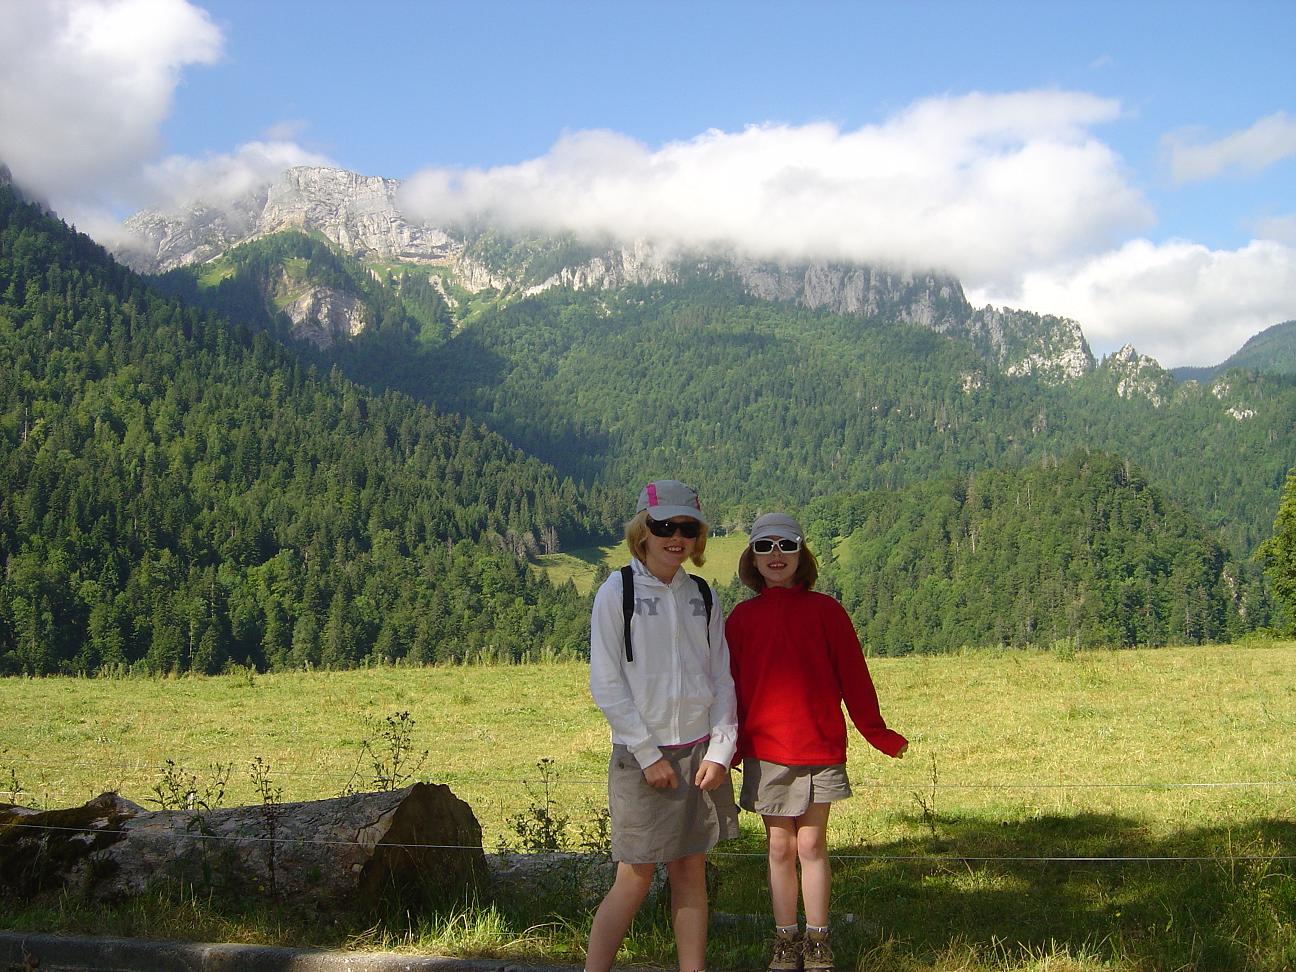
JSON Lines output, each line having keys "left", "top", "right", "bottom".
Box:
{"left": 0, "top": 782, "right": 485, "bottom": 911}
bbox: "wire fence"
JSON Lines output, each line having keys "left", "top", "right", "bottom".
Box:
{"left": 3, "top": 752, "right": 1294, "bottom": 791}
{"left": 4, "top": 749, "right": 1294, "bottom": 868}
{"left": 4, "top": 674, "right": 1293, "bottom": 872}
{"left": 6, "top": 821, "right": 1295, "bottom": 865}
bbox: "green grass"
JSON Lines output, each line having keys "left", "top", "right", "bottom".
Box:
{"left": 534, "top": 532, "right": 749, "bottom": 594}
{"left": 195, "top": 258, "right": 235, "bottom": 288}
{"left": 3, "top": 643, "right": 1295, "bottom": 970}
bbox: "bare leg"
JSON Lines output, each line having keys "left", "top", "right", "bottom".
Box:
{"left": 762, "top": 815, "right": 800, "bottom": 927}
{"left": 666, "top": 852, "right": 709, "bottom": 971}
{"left": 586, "top": 861, "right": 655, "bottom": 972}
{"left": 794, "top": 802, "right": 832, "bottom": 927}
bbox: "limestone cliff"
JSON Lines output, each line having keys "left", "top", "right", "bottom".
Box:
{"left": 122, "top": 166, "right": 457, "bottom": 272}
{"left": 1101, "top": 345, "right": 1174, "bottom": 407}
{"left": 284, "top": 285, "right": 369, "bottom": 349}
{"left": 117, "top": 165, "right": 1096, "bottom": 380}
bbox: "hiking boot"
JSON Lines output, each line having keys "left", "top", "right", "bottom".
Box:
{"left": 768, "top": 929, "right": 802, "bottom": 972}
{"left": 802, "top": 930, "right": 833, "bottom": 971}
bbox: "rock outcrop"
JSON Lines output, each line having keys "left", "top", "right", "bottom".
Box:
{"left": 1102, "top": 344, "right": 1174, "bottom": 406}
{"left": 967, "top": 306, "right": 1094, "bottom": 384}
{"left": 116, "top": 165, "right": 1097, "bottom": 381}
{"left": 122, "top": 166, "right": 457, "bottom": 273}
{"left": 284, "top": 285, "right": 369, "bottom": 349}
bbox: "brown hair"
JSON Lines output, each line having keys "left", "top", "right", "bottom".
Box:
{"left": 625, "top": 510, "right": 708, "bottom": 567}
{"left": 738, "top": 541, "right": 818, "bottom": 592}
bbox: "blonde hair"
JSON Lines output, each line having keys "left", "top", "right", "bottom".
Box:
{"left": 625, "top": 510, "right": 708, "bottom": 567}
{"left": 738, "top": 542, "right": 818, "bottom": 592}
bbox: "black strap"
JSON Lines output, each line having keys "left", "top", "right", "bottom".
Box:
{"left": 620, "top": 565, "right": 636, "bottom": 663}
{"left": 689, "top": 574, "right": 714, "bottom": 635}
{"left": 620, "top": 566, "right": 713, "bottom": 664}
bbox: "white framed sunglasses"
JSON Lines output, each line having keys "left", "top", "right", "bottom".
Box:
{"left": 751, "top": 537, "right": 802, "bottom": 555}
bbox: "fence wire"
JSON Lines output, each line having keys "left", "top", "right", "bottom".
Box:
{"left": 6, "top": 821, "right": 1295, "bottom": 865}
{"left": 3, "top": 752, "right": 1293, "bottom": 791}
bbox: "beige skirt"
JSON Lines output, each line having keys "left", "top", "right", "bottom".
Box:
{"left": 608, "top": 740, "right": 740, "bottom": 864}
{"left": 739, "top": 758, "right": 852, "bottom": 817}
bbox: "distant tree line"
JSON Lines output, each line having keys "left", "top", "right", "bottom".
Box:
{"left": 799, "top": 451, "right": 1269, "bottom": 654}
{"left": 1259, "top": 468, "right": 1296, "bottom": 635}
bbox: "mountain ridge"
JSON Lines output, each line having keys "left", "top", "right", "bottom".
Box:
{"left": 120, "top": 165, "right": 1094, "bottom": 382}
{"left": 1172, "top": 319, "right": 1296, "bottom": 381}
{"left": 1, "top": 181, "right": 1286, "bottom": 671}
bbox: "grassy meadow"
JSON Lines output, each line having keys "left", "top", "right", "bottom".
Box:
{"left": 2, "top": 642, "right": 1294, "bottom": 971}
{"left": 533, "top": 532, "right": 749, "bottom": 594}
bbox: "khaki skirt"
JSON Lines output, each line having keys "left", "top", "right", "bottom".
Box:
{"left": 739, "top": 758, "right": 852, "bottom": 817}
{"left": 608, "top": 740, "right": 740, "bottom": 864}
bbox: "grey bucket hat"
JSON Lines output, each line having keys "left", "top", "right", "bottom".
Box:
{"left": 636, "top": 480, "right": 708, "bottom": 525}
{"left": 749, "top": 512, "right": 804, "bottom": 544}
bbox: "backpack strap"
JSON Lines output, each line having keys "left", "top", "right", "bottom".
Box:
{"left": 620, "top": 567, "right": 713, "bottom": 664}
{"left": 689, "top": 574, "right": 713, "bottom": 645}
{"left": 620, "top": 565, "right": 635, "bottom": 663}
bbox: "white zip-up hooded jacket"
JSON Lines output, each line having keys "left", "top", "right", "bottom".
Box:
{"left": 589, "top": 557, "right": 739, "bottom": 771}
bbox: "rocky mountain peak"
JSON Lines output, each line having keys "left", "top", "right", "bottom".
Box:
{"left": 121, "top": 165, "right": 458, "bottom": 273}
{"left": 966, "top": 305, "right": 1093, "bottom": 384}
{"left": 1102, "top": 344, "right": 1172, "bottom": 406}
{"left": 116, "top": 164, "right": 1097, "bottom": 383}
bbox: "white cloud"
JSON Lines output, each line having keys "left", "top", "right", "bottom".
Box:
{"left": 1165, "top": 111, "right": 1296, "bottom": 184}
{"left": 140, "top": 140, "right": 332, "bottom": 211}
{"left": 969, "top": 239, "right": 1296, "bottom": 368}
{"left": 2, "top": 16, "right": 1282, "bottom": 374}
{"left": 0, "top": 0, "right": 222, "bottom": 218}
{"left": 81, "top": 139, "right": 333, "bottom": 252}
{"left": 401, "top": 91, "right": 1150, "bottom": 290}
{"left": 1254, "top": 212, "right": 1296, "bottom": 245}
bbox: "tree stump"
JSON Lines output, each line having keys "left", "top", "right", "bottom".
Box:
{"left": 0, "top": 783, "right": 485, "bottom": 911}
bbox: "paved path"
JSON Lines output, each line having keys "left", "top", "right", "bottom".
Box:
{"left": 0, "top": 931, "right": 583, "bottom": 972}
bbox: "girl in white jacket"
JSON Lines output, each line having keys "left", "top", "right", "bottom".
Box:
{"left": 586, "top": 479, "right": 739, "bottom": 972}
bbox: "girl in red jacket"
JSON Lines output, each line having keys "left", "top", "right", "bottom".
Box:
{"left": 725, "top": 512, "right": 907, "bottom": 972}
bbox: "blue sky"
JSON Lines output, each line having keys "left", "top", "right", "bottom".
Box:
{"left": 2, "top": 0, "right": 1295, "bottom": 366}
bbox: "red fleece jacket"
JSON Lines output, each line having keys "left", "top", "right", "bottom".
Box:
{"left": 726, "top": 585, "right": 907, "bottom": 765}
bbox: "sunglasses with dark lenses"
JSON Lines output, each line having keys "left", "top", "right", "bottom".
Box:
{"left": 751, "top": 538, "right": 802, "bottom": 555}
{"left": 646, "top": 517, "right": 702, "bottom": 539}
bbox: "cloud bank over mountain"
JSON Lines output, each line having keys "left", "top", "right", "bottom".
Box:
{"left": 400, "top": 92, "right": 1149, "bottom": 289}
{"left": 969, "top": 239, "right": 1296, "bottom": 367}
{"left": 398, "top": 93, "right": 1296, "bottom": 366}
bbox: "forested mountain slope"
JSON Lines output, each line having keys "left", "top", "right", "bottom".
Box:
{"left": 0, "top": 187, "right": 608, "bottom": 675}
{"left": 358, "top": 284, "right": 1295, "bottom": 557}
{"left": 156, "top": 230, "right": 1296, "bottom": 560}
{"left": 1172, "top": 319, "right": 1296, "bottom": 381}
{"left": 799, "top": 451, "right": 1265, "bottom": 654}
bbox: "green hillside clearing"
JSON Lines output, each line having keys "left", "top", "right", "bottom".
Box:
{"left": 534, "top": 532, "right": 750, "bottom": 594}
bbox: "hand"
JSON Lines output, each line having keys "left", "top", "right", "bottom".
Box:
{"left": 694, "top": 759, "right": 728, "bottom": 791}
{"left": 895, "top": 743, "right": 908, "bottom": 758}
{"left": 643, "top": 757, "right": 679, "bottom": 789}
